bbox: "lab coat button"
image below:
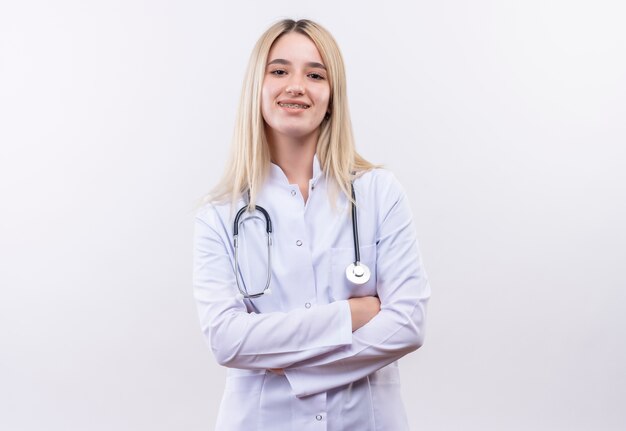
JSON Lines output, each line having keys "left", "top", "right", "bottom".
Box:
{"left": 316, "top": 414, "right": 323, "bottom": 421}
{"left": 296, "top": 240, "right": 302, "bottom": 246}
{"left": 305, "top": 302, "right": 311, "bottom": 308}
{"left": 290, "top": 190, "right": 296, "bottom": 196}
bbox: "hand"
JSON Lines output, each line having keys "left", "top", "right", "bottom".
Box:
{"left": 348, "top": 296, "right": 381, "bottom": 332}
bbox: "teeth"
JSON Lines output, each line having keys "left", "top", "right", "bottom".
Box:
{"left": 279, "top": 103, "right": 309, "bottom": 109}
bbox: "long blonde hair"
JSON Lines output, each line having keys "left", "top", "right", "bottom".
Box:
{"left": 200, "top": 19, "right": 377, "bottom": 211}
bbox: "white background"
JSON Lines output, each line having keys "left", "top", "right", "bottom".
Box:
{"left": 1, "top": 1, "right": 625, "bottom": 430}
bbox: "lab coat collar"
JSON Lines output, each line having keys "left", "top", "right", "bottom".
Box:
{"left": 269, "top": 154, "right": 323, "bottom": 186}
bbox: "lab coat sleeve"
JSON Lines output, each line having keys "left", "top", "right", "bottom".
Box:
{"left": 193, "top": 209, "right": 353, "bottom": 370}
{"left": 283, "top": 174, "right": 431, "bottom": 397}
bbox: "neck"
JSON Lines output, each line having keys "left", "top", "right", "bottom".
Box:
{"left": 266, "top": 128, "right": 318, "bottom": 185}
{"left": 266, "top": 127, "right": 318, "bottom": 203}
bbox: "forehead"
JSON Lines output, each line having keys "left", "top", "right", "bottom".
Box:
{"left": 267, "top": 32, "right": 323, "bottom": 64}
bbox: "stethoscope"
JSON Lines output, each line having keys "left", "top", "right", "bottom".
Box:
{"left": 233, "top": 182, "right": 370, "bottom": 299}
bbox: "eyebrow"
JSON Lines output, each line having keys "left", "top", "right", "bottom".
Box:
{"left": 267, "top": 58, "right": 327, "bottom": 70}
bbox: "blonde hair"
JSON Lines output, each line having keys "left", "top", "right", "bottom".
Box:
{"left": 199, "top": 18, "right": 377, "bottom": 211}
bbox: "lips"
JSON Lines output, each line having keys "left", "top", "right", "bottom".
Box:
{"left": 278, "top": 100, "right": 310, "bottom": 109}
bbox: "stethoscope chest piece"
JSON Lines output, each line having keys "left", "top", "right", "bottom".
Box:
{"left": 346, "top": 262, "right": 371, "bottom": 285}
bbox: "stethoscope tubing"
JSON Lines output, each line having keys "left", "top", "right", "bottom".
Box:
{"left": 233, "top": 181, "right": 369, "bottom": 299}
{"left": 350, "top": 182, "right": 361, "bottom": 265}
{"left": 233, "top": 205, "right": 273, "bottom": 299}
{"left": 234, "top": 205, "right": 272, "bottom": 236}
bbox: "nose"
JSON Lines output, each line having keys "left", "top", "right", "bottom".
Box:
{"left": 286, "top": 84, "right": 304, "bottom": 95}
{"left": 286, "top": 75, "right": 305, "bottom": 95}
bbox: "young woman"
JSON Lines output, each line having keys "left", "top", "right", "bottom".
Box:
{"left": 193, "top": 19, "right": 430, "bottom": 430}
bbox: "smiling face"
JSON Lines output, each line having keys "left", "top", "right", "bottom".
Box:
{"left": 261, "top": 32, "right": 331, "bottom": 142}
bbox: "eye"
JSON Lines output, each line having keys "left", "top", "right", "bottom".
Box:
{"left": 308, "top": 73, "right": 325, "bottom": 80}
{"left": 270, "top": 69, "right": 287, "bottom": 76}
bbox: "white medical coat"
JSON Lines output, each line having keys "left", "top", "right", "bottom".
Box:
{"left": 193, "top": 157, "right": 430, "bottom": 430}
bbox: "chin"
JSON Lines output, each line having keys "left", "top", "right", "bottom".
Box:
{"left": 283, "top": 126, "right": 314, "bottom": 136}
{"left": 267, "top": 121, "right": 321, "bottom": 139}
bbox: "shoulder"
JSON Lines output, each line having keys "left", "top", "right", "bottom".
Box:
{"left": 194, "top": 199, "right": 237, "bottom": 234}
{"left": 354, "top": 168, "right": 406, "bottom": 201}
{"left": 195, "top": 201, "right": 218, "bottom": 222}
{"left": 353, "top": 168, "right": 412, "bottom": 227}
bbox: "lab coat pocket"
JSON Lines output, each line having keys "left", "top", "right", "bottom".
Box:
{"left": 369, "top": 361, "right": 401, "bottom": 385}
{"left": 369, "top": 363, "right": 410, "bottom": 430}
{"left": 224, "top": 369, "right": 267, "bottom": 393}
{"left": 329, "top": 243, "right": 377, "bottom": 300}
{"left": 217, "top": 370, "right": 267, "bottom": 430}
{"left": 215, "top": 368, "right": 266, "bottom": 431}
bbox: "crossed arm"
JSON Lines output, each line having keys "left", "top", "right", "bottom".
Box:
{"left": 267, "top": 296, "right": 381, "bottom": 374}
{"left": 193, "top": 177, "right": 430, "bottom": 397}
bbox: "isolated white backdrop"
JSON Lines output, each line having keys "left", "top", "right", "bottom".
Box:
{"left": 1, "top": 1, "right": 625, "bottom": 430}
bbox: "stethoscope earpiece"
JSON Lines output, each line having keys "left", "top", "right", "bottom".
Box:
{"left": 346, "top": 262, "right": 371, "bottom": 285}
